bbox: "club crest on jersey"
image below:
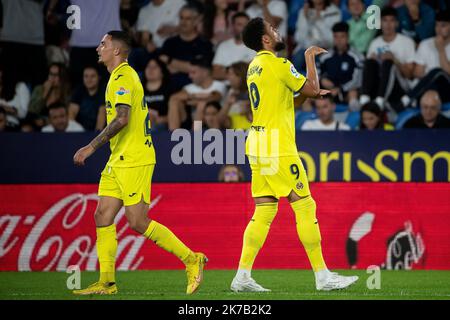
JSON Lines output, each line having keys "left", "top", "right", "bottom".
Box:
{"left": 290, "top": 64, "right": 301, "bottom": 79}
{"left": 296, "top": 182, "right": 304, "bottom": 190}
{"left": 116, "top": 87, "right": 130, "bottom": 96}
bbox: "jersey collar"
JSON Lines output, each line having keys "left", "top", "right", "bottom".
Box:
{"left": 256, "top": 50, "right": 276, "bottom": 57}
{"left": 111, "top": 61, "right": 129, "bottom": 76}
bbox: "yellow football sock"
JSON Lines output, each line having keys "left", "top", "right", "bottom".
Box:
{"left": 291, "top": 196, "right": 327, "bottom": 272}
{"left": 144, "top": 220, "right": 196, "bottom": 265}
{"left": 96, "top": 224, "right": 117, "bottom": 284}
{"left": 238, "top": 202, "right": 278, "bottom": 270}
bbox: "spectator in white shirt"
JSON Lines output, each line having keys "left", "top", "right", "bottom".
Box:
{"left": 42, "top": 103, "right": 84, "bottom": 133}
{"left": 409, "top": 10, "right": 450, "bottom": 105}
{"left": 168, "top": 56, "right": 227, "bottom": 130}
{"left": 136, "top": 0, "right": 186, "bottom": 48}
{"left": 292, "top": 0, "right": 342, "bottom": 70}
{"left": 242, "top": 0, "right": 288, "bottom": 38}
{"left": 0, "top": 68, "right": 30, "bottom": 128}
{"left": 301, "top": 96, "right": 351, "bottom": 131}
{"left": 359, "top": 7, "right": 416, "bottom": 116}
{"left": 212, "top": 12, "right": 255, "bottom": 80}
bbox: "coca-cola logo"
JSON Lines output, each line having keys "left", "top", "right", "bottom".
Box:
{"left": 0, "top": 193, "right": 162, "bottom": 271}
{"left": 346, "top": 213, "right": 425, "bottom": 270}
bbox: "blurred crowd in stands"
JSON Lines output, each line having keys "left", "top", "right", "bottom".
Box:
{"left": 0, "top": 0, "right": 449, "bottom": 134}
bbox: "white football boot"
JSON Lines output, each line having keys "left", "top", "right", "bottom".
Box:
{"left": 316, "top": 272, "right": 359, "bottom": 291}
{"left": 230, "top": 276, "right": 271, "bottom": 293}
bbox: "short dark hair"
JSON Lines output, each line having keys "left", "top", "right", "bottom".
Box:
{"left": 0, "top": 106, "right": 6, "bottom": 116}
{"left": 232, "top": 11, "right": 250, "bottom": 24}
{"left": 436, "top": 10, "right": 450, "bottom": 23}
{"left": 332, "top": 22, "right": 349, "bottom": 33}
{"left": 107, "top": 30, "right": 132, "bottom": 53}
{"left": 181, "top": 2, "right": 203, "bottom": 16}
{"left": 48, "top": 102, "right": 67, "bottom": 113}
{"left": 191, "top": 55, "right": 212, "bottom": 70}
{"left": 319, "top": 94, "right": 335, "bottom": 103}
{"left": 205, "top": 101, "right": 221, "bottom": 111}
{"left": 242, "top": 17, "right": 266, "bottom": 52}
{"left": 381, "top": 6, "right": 398, "bottom": 19}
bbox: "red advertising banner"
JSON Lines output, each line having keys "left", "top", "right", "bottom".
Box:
{"left": 0, "top": 183, "right": 449, "bottom": 271}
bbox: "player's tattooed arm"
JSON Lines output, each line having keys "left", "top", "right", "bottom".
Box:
{"left": 89, "top": 104, "right": 130, "bottom": 150}
{"left": 73, "top": 104, "right": 130, "bottom": 166}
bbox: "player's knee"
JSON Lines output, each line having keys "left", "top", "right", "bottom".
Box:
{"left": 253, "top": 203, "right": 278, "bottom": 227}
{"left": 126, "top": 215, "right": 150, "bottom": 234}
{"left": 292, "top": 195, "right": 316, "bottom": 214}
{"left": 94, "top": 207, "right": 113, "bottom": 226}
{"left": 127, "top": 217, "right": 141, "bottom": 233}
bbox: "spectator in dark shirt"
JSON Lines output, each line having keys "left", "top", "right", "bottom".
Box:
{"left": 143, "top": 58, "right": 174, "bottom": 131}
{"left": 0, "top": 0, "right": 48, "bottom": 86}
{"left": 319, "top": 22, "right": 364, "bottom": 111}
{"left": 159, "top": 4, "right": 214, "bottom": 90}
{"left": 397, "top": 0, "right": 435, "bottom": 43}
{"left": 28, "top": 63, "right": 71, "bottom": 128}
{"left": 404, "top": 90, "right": 450, "bottom": 128}
{"left": 68, "top": 66, "right": 106, "bottom": 131}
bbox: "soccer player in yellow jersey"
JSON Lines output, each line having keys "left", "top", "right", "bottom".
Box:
{"left": 230, "top": 18, "right": 359, "bottom": 292}
{"left": 72, "top": 31, "right": 207, "bottom": 295}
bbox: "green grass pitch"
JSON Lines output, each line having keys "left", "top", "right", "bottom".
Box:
{"left": 1, "top": 270, "right": 449, "bottom": 300}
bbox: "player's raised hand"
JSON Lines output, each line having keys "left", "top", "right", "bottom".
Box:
{"left": 305, "top": 46, "right": 328, "bottom": 56}
{"left": 318, "top": 89, "right": 331, "bottom": 98}
{"left": 73, "top": 145, "right": 95, "bottom": 166}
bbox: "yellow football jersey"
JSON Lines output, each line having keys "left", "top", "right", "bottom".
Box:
{"left": 246, "top": 50, "right": 306, "bottom": 158}
{"left": 105, "top": 62, "right": 156, "bottom": 167}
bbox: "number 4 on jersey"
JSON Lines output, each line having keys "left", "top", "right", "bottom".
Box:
{"left": 144, "top": 112, "right": 152, "bottom": 148}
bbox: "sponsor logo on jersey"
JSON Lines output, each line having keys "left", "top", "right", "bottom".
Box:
{"left": 116, "top": 87, "right": 130, "bottom": 96}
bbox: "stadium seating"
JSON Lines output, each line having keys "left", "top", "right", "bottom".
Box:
{"left": 295, "top": 111, "right": 317, "bottom": 129}
{"left": 345, "top": 111, "right": 360, "bottom": 130}
{"left": 395, "top": 109, "right": 420, "bottom": 129}
{"left": 334, "top": 104, "right": 349, "bottom": 123}
{"left": 442, "top": 102, "right": 450, "bottom": 111}
{"left": 335, "top": 104, "right": 349, "bottom": 113}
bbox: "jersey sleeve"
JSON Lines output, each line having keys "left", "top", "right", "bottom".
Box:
{"left": 109, "top": 75, "right": 134, "bottom": 108}
{"left": 276, "top": 58, "right": 307, "bottom": 93}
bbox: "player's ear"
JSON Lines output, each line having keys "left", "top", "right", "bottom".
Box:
{"left": 261, "top": 34, "right": 271, "bottom": 46}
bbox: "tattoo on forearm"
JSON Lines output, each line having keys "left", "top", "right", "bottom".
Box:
{"left": 89, "top": 104, "right": 130, "bottom": 150}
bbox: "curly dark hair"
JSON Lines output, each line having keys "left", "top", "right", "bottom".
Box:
{"left": 242, "top": 17, "right": 265, "bottom": 52}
